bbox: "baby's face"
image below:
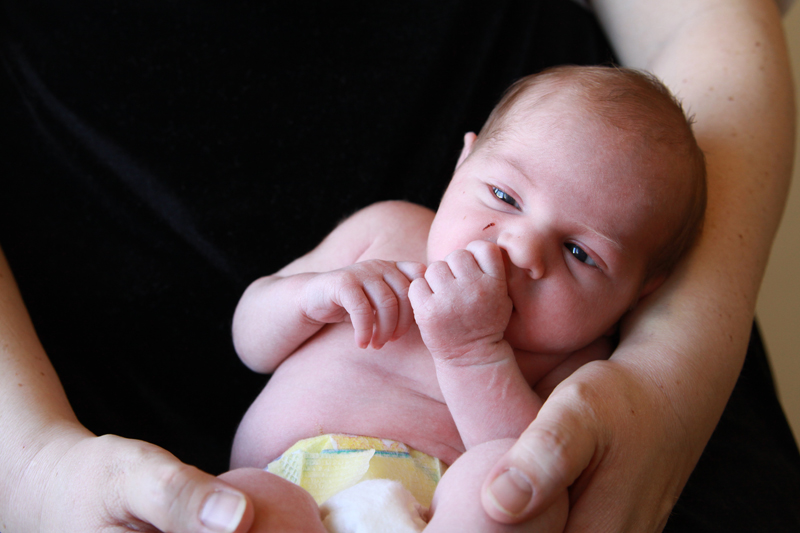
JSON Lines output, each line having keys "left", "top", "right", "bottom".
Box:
{"left": 427, "top": 101, "right": 673, "bottom": 354}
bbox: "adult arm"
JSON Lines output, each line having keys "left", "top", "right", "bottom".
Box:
{"left": 0, "top": 246, "right": 256, "bottom": 533}
{"left": 481, "top": 0, "right": 795, "bottom": 530}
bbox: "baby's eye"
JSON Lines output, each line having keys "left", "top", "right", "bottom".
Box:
{"left": 566, "top": 244, "right": 597, "bottom": 267}
{"left": 492, "top": 186, "right": 520, "bottom": 209}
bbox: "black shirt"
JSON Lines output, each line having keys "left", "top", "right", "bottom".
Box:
{"left": 1, "top": 2, "right": 798, "bottom": 530}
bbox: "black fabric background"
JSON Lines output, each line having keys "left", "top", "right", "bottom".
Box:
{"left": 1, "top": 1, "right": 798, "bottom": 530}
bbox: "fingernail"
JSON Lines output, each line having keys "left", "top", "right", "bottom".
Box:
{"left": 200, "top": 490, "right": 247, "bottom": 533}
{"left": 487, "top": 468, "right": 533, "bottom": 517}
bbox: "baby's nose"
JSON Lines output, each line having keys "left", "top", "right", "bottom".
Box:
{"left": 498, "top": 230, "right": 545, "bottom": 280}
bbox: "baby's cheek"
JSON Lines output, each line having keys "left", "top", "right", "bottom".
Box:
{"left": 505, "top": 307, "right": 578, "bottom": 354}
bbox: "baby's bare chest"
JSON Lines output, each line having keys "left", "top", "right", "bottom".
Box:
{"left": 242, "top": 322, "right": 464, "bottom": 465}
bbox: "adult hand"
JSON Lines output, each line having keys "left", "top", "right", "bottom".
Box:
{"left": 14, "top": 429, "right": 256, "bottom": 533}
{"left": 480, "top": 359, "right": 694, "bottom": 532}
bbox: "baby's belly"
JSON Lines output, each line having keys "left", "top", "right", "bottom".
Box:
{"left": 230, "top": 325, "right": 464, "bottom": 469}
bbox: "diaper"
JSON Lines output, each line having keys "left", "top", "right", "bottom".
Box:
{"left": 266, "top": 434, "right": 445, "bottom": 508}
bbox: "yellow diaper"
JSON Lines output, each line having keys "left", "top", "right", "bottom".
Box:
{"left": 266, "top": 434, "right": 445, "bottom": 507}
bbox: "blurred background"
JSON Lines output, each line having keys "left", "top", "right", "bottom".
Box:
{"left": 756, "top": 3, "right": 800, "bottom": 444}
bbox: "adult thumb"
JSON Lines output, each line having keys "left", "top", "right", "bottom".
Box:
{"left": 481, "top": 392, "right": 598, "bottom": 524}
{"left": 122, "top": 440, "right": 253, "bottom": 533}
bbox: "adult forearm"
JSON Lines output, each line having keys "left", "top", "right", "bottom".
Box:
{"left": 0, "top": 246, "right": 92, "bottom": 529}
{"left": 0, "top": 247, "right": 254, "bottom": 532}
{"left": 597, "top": 0, "right": 794, "bottom": 288}
{"left": 479, "top": 2, "right": 795, "bottom": 528}
{"left": 599, "top": 0, "right": 795, "bottom": 484}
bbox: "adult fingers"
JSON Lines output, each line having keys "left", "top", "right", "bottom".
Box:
{"left": 481, "top": 384, "right": 599, "bottom": 523}
{"left": 482, "top": 361, "right": 689, "bottom": 531}
{"left": 121, "top": 438, "right": 252, "bottom": 533}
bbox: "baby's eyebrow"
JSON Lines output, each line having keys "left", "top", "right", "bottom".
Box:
{"left": 580, "top": 223, "right": 624, "bottom": 252}
{"left": 489, "top": 153, "right": 532, "bottom": 185}
{"left": 504, "top": 155, "right": 528, "bottom": 178}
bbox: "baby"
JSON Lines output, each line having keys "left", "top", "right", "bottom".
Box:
{"left": 230, "top": 66, "right": 706, "bottom": 532}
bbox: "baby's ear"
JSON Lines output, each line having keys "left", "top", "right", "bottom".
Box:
{"left": 639, "top": 274, "right": 667, "bottom": 299}
{"left": 624, "top": 275, "right": 666, "bottom": 317}
{"left": 456, "top": 132, "right": 477, "bottom": 168}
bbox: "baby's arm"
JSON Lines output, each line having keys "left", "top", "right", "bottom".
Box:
{"left": 233, "top": 201, "right": 429, "bottom": 372}
{"left": 409, "top": 240, "right": 540, "bottom": 449}
{"left": 412, "top": 240, "right": 578, "bottom": 533}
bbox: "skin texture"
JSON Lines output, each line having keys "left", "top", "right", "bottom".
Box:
{"left": 429, "top": 111, "right": 671, "bottom": 355}
{"left": 479, "top": 0, "right": 796, "bottom": 530}
{"left": 0, "top": 1, "right": 793, "bottom": 532}
{"left": 229, "top": 92, "right": 687, "bottom": 529}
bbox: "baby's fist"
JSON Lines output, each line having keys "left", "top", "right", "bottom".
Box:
{"left": 410, "top": 241, "right": 512, "bottom": 362}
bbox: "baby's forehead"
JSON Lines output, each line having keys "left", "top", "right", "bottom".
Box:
{"left": 496, "top": 78, "right": 683, "bottom": 141}
{"left": 501, "top": 87, "right": 645, "bottom": 135}
{"left": 487, "top": 93, "right": 625, "bottom": 155}
{"left": 498, "top": 89, "right": 582, "bottom": 126}
{"left": 492, "top": 96, "right": 652, "bottom": 165}
{"left": 489, "top": 109, "right": 686, "bottom": 238}
{"left": 502, "top": 95, "right": 688, "bottom": 180}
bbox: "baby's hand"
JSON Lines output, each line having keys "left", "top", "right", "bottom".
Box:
{"left": 302, "top": 260, "right": 426, "bottom": 349}
{"left": 409, "top": 241, "right": 512, "bottom": 364}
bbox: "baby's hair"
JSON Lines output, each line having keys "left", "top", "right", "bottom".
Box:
{"left": 476, "top": 65, "right": 707, "bottom": 281}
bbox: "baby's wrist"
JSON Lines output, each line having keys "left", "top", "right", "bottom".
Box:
{"left": 428, "top": 337, "right": 513, "bottom": 368}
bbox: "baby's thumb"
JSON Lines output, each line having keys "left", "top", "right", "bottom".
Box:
{"left": 124, "top": 446, "right": 252, "bottom": 533}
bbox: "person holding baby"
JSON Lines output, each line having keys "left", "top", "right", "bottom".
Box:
{"left": 0, "top": 1, "right": 797, "bottom": 532}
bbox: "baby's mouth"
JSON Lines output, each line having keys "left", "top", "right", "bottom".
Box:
{"left": 501, "top": 249, "right": 513, "bottom": 278}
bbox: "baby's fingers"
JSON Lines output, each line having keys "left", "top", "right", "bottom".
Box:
{"left": 383, "top": 266, "right": 422, "bottom": 342}
{"left": 466, "top": 240, "right": 506, "bottom": 281}
{"left": 365, "top": 274, "right": 427, "bottom": 348}
{"left": 365, "top": 278, "right": 403, "bottom": 348}
{"left": 422, "top": 259, "right": 457, "bottom": 293}
{"left": 337, "top": 284, "right": 377, "bottom": 349}
{"left": 396, "top": 260, "right": 427, "bottom": 282}
{"left": 408, "top": 276, "right": 433, "bottom": 311}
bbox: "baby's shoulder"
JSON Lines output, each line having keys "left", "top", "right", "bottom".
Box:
{"left": 343, "top": 200, "right": 435, "bottom": 229}
{"left": 336, "top": 201, "right": 433, "bottom": 262}
{"left": 278, "top": 201, "right": 432, "bottom": 275}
